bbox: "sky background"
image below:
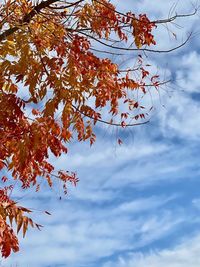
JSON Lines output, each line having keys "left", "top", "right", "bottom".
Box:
{"left": 2, "top": 0, "right": 200, "bottom": 266}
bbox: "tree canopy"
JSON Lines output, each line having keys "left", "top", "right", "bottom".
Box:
{"left": 0, "top": 0, "right": 196, "bottom": 258}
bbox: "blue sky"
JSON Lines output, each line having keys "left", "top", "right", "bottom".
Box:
{"left": 2, "top": 0, "right": 200, "bottom": 266}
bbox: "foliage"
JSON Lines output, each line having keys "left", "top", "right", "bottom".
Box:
{"left": 0, "top": 0, "right": 194, "bottom": 258}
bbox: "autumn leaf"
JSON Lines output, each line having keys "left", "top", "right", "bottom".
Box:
{"left": 117, "top": 139, "right": 123, "bottom": 145}
{"left": 0, "top": 161, "right": 5, "bottom": 171}
{"left": 0, "top": 0, "right": 189, "bottom": 258}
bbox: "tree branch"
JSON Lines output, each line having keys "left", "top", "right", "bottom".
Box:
{"left": 0, "top": 0, "right": 58, "bottom": 42}
{"left": 71, "top": 104, "right": 150, "bottom": 127}
{"left": 77, "top": 30, "right": 192, "bottom": 53}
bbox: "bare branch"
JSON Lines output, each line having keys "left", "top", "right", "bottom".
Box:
{"left": 77, "top": 30, "right": 193, "bottom": 53}
{"left": 71, "top": 104, "right": 150, "bottom": 127}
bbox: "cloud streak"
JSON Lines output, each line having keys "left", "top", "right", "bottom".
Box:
{"left": 2, "top": 1, "right": 200, "bottom": 267}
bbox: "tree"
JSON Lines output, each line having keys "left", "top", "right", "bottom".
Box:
{"left": 0, "top": 0, "right": 196, "bottom": 258}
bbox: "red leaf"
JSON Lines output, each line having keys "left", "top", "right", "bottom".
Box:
{"left": 118, "top": 139, "right": 123, "bottom": 145}
{"left": 121, "top": 121, "right": 126, "bottom": 128}
{"left": 0, "top": 161, "right": 5, "bottom": 170}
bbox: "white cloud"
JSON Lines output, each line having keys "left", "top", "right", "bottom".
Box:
{"left": 159, "top": 90, "right": 200, "bottom": 140}
{"left": 2, "top": 1, "right": 200, "bottom": 267}
{"left": 114, "top": 195, "right": 176, "bottom": 214}
{"left": 2, "top": 195, "right": 185, "bottom": 267}
{"left": 102, "top": 233, "right": 200, "bottom": 267}
{"left": 176, "top": 51, "right": 200, "bottom": 93}
{"left": 192, "top": 198, "right": 200, "bottom": 209}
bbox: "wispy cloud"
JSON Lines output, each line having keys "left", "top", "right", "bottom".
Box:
{"left": 102, "top": 233, "right": 200, "bottom": 267}
{"left": 2, "top": 1, "right": 200, "bottom": 267}
{"left": 3, "top": 194, "right": 186, "bottom": 267}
